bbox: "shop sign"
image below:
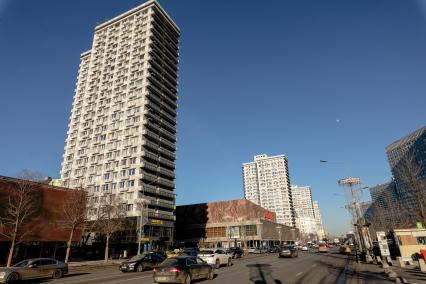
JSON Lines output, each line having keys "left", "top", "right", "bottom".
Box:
{"left": 264, "top": 211, "right": 275, "bottom": 221}
{"left": 140, "top": 237, "right": 150, "bottom": 242}
{"left": 151, "top": 219, "right": 164, "bottom": 225}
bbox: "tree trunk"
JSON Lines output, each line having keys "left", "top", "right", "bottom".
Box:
{"left": 104, "top": 235, "right": 110, "bottom": 263}
{"left": 65, "top": 229, "right": 74, "bottom": 263}
{"left": 7, "top": 237, "right": 16, "bottom": 267}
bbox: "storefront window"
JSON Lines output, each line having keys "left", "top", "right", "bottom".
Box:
{"left": 206, "top": 227, "right": 226, "bottom": 238}
{"left": 245, "top": 225, "right": 257, "bottom": 236}
{"left": 417, "top": 236, "right": 426, "bottom": 245}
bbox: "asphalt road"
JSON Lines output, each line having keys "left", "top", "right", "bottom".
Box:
{"left": 19, "top": 250, "right": 349, "bottom": 284}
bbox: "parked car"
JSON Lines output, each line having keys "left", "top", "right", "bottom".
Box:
{"left": 268, "top": 246, "right": 280, "bottom": 253}
{"left": 0, "top": 258, "right": 68, "bottom": 283}
{"left": 247, "top": 247, "right": 256, "bottom": 253}
{"left": 153, "top": 256, "right": 214, "bottom": 284}
{"left": 198, "top": 249, "right": 232, "bottom": 268}
{"left": 301, "top": 246, "right": 309, "bottom": 251}
{"left": 226, "top": 247, "right": 244, "bottom": 258}
{"left": 318, "top": 243, "right": 329, "bottom": 253}
{"left": 251, "top": 247, "right": 267, "bottom": 254}
{"left": 119, "top": 253, "right": 165, "bottom": 272}
{"left": 278, "top": 245, "right": 299, "bottom": 258}
{"left": 181, "top": 247, "right": 200, "bottom": 257}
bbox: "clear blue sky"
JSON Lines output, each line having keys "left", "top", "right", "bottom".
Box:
{"left": 1, "top": 0, "right": 426, "bottom": 235}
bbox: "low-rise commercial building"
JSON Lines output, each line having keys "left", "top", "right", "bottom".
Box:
{"left": 175, "top": 199, "right": 298, "bottom": 249}
{"left": 0, "top": 175, "right": 85, "bottom": 265}
{"left": 393, "top": 229, "right": 426, "bottom": 261}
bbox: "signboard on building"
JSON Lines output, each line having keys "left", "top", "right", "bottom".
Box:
{"left": 263, "top": 211, "right": 275, "bottom": 221}
{"left": 151, "top": 219, "right": 164, "bottom": 225}
{"left": 229, "top": 226, "right": 240, "bottom": 238}
{"left": 376, "top": 231, "right": 390, "bottom": 257}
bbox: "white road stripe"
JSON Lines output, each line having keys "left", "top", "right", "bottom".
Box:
{"left": 101, "top": 275, "right": 151, "bottom": 284}
{"left": 296, "top": 272, "right": 303, "bottom": 277}
{"left": 55, "top": 273, "right": 151, "bottom": 284}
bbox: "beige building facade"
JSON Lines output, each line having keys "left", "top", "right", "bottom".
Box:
{"left": 60, "top": 0, "right": 180, "bottom": 246}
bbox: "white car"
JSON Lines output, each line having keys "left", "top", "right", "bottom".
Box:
{"left": 301, "top": 246, "right": 308, "bottom": 251}
{"left": 198, "top": 249, "right": 232, "bottom": 268}
{"left": 247, "top": 247, "right": 256, "bottom": 253}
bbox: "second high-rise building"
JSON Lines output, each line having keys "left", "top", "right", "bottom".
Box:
{"left": 243, "top": 154, "right": 295, "bottom": 227}
{"left": 60, "top": 0, "right": 180, "bottom": 248}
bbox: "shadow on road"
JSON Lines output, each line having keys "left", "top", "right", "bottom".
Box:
{"left": 19, "top": 272, "right": 90, "bottom": 283}
{"left": 246, "top": 263, "right": 282, "bottom": 284}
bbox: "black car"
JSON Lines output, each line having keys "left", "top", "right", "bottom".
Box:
{"left": 278, "top": 245, "right": 298, "bottom": 258}
{"left": 119, "top": 253, "right": 165, "bottom": 272}
{"left": 226, "top": 247, "right": 244, "bottom": 258}
{"left": 153, "top": 256, "right": 214, "bottom": 284}
{"left": 181, "top": 247, "right": 200, "bottom": 257}
{"left": 268, "top": 246, "right": 280, "bottom": 253}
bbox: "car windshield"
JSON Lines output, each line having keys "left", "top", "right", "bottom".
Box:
{"left": 129, "top": 254, "right": 145, "bottom": 261}
{"left": 200, "top": 250, "right": 214, "bottom": 254}
{"left": 14, "top": 260, "right": 30, "bottom": 267}
{"left": 281, "top": 246, "right": 292, "bottom": 250}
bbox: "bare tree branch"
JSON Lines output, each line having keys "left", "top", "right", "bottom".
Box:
{"left": 0, "top": 171, "right": 41, "bottom": 267}
{"left": 62, "top": 188, "right": 86, "bottom": 263}
{"left": 94, "top": 194, "right": 126, "bottom": 263}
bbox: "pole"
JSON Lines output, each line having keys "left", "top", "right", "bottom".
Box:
{"left": 138, "top": 209, "right": 142, "bottom": 254}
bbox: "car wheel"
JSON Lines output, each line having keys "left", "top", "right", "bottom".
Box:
{"left": 6, "top": 272, "right": 19, "bottom": 283}
{"left": 136, "top": 264, "right": 144, "bottom": 272}
{"left": 207, "top": 268, "right": 214, "bottom": 280}
{"left": 215, "top": 259, "right": 220, "bottom": 269}
{"left": 227, "top": 258, "right": 232, "bottom": 267}
{"left": 182, "top": 272, "right": 191, "bottom": 284}
{"left": 52, "top": 269, "right": 63, "bottom": 279}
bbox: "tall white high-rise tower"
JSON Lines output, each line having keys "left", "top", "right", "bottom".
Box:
{"left": 242, "top": 154, "right": 295, "bottom": 227}
{"left": 291, "top": 185, "right": 317, "bottom": 236}
{"left": 60, "top": 0, "right": 180, "bottom": 247}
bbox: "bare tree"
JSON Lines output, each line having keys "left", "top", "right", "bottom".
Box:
{"left": 395, "top": 151, "right": 426, "bottom": 227}
{"left": 62, "top": 189, "right": 87, "bottom": 263}
{"left": 95, "top": 194, "right": 126, "bottom": 263}
{"left": 0, "top": 171, "right": 41, "bottom": 267}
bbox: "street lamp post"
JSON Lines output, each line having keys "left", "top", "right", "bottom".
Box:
{"left": 276, "top": 226, "right": 282, "bottom": 246}
{"left": 137, "top": 177, "right": 158, "bottom": 254}
{"left": 137, "top": 197, "right": 149, "bottom": 255}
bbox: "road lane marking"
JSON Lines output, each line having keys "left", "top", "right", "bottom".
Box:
{"left": 101, "top": 275, "right": 151, "bottom": 284}
{"left": 296, "top": 272, "right": 303, "bottom": 277}
{"left": 55, "top": 273, "right": 151, "bottom": 284}
{"left": 335, "top": 259, "right": 349, "bottom": 284}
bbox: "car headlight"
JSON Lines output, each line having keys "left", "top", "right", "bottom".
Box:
{"left": 0, "top": 272, "right": 6, "bottom": 279}
{"left": 128, "top": 263, "right": 135, "bottom": 267}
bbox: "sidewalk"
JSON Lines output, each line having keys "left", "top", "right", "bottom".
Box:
{"left": 390, "top": 261, "right": 426, "bottom": 283}
{"left": 345, "top": 259, "right": 394, "bottom": 284}
{"left": 344, "top": 255, "right": 426, "bottom": 284}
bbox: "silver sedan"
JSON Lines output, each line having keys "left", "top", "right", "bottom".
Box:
{"left": 0, "top": 258, "right": 68, "bottom": 283}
